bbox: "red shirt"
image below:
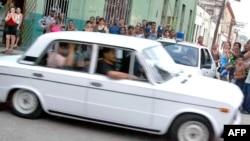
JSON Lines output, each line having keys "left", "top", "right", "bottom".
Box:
{"left": 7, "top": 18, "right": 16, "bottom": 26}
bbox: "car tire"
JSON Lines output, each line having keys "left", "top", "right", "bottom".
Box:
{"left": 10, "top": 89, "right": 43, "bottom": 119}
{"left": 168, "top": 114, "right": 214, "bottom": 141}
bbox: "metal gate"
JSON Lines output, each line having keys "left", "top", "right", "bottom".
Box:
{"left": 44, "top": 0, "right": 69, "bottom": 26}
{"left": 22, "top": 0, "right": 37, "bottom": 48}
{"left": 104, "top": 0, "right": 131, "bottom": 25}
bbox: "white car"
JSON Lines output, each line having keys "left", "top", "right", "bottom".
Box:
{"left": 157, "top": 38, "right": 216, "bottom": 78}
{"left": 0, "top": 32, "right": 243, "bottom": 141}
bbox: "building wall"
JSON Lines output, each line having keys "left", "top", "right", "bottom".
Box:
{"left": 24, "top": 0, "right": 197, "bottom": 49}
{"left": 129, "top": 0, "right": 164, "bottom": 25}
{"left": 182, "top": 0, "right": 197, "bottom": 42}
{"left": 162, "top": 0, "right": 197, "bottom": 41}
{"left": 194, "top": 5, "right": 215, "bottom": 49}
{"left": 32, "top": 0, "right": 46, "bottom": 43}
{"left": 31, "top": 0, "right": 104, "bottom": 43}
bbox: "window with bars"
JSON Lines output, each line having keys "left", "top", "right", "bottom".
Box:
{"left": 103, "top": 0, "right": 131, "bottom": 25}
{"left": 44, "top": 0, "right": 69, "bottom": 26}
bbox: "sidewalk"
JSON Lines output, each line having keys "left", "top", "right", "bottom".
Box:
{"left": 0, "top": 47, "right": 24, "bottom": 56}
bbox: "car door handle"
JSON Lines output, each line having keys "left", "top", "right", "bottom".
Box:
{"left": 33, "top": 73, "right": 43, "bottom": 78}
{"left": 90, "top": 82, "right": 102, "bottom": 87}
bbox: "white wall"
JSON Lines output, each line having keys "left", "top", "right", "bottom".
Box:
{"left": 194, "top": 5, "right": 215, "bottom": 49}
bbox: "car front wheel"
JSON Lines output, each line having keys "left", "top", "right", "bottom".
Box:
{"left": 10, "top": 89, "right": 43, "bottom": 119}
{"left": 168, "top": 114, "right": 214, "bottom": 141}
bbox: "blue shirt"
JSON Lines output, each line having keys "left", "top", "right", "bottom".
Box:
{"left": 109, "top": 25, "right": 121, "bottom": 34}
{"left": 220, "top": 54, "right": 228, "bottom": 67}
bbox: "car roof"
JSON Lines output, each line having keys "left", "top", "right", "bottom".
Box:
{"left": 40, "top": 31, "right": 161, "bottom": 49}
{"left": 24, "top": 31, "right": 162, "bottom": 57}
{"left": 157, "top": 38, "right": 208, "bottom": 49}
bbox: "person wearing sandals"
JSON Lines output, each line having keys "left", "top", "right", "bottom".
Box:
{"left": 4, "top": 6, "right": 17, "bottom": 53}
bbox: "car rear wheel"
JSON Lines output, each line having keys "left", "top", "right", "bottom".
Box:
{"left": 168, "top": 114, "right": 214, "bottom": 141}
{"left": 10, "top": 89, "right": 43, "bottom": 119}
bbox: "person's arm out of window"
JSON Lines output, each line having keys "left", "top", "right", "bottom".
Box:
{"left": 107, "top": 71, "right": 138, "bottom": 80}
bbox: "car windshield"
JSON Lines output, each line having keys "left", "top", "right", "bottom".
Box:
{"left": 142, "top": 45, "right": 178, "bottom": 83}
{"left": 160, "top": 42, "right": 199, "bottom": 67}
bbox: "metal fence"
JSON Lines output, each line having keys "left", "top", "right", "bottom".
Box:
{"left": 44, "top": 0, "right": 131, "bottom": 26}
{"left": 104, "top": 0, "right": 131, "bottom": 25}
{"left": 44, "top": 0, "right": 69, "bottom": 26}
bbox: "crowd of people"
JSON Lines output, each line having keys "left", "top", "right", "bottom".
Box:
{"left": 212, "top": 40, "right": 250, "bottom": 114}
{"left": 38, "top": 8, "right": 177, "bottom": 40}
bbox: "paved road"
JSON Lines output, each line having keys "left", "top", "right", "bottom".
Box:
{"left": 0, "top": 106, "right": 165, "bottom": 141}
{"left": 2, "top": 104, "right": 248, "bottom": 141}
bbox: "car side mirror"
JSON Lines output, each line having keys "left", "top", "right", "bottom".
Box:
{"left": 201, "top": 64, "right": 211, "bottom": 69}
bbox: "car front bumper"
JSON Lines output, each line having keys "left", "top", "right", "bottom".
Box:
{"left": 221, "top": 110, "right": 242, "bottom": 138}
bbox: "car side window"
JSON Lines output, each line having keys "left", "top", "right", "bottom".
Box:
{"left": 200, "top": 49, "right": 206, "bottom": 65}
{"left": 201, "top": 49, "right": 212, "bottom": 65}
{"left": 37, "top": 41, "right": 92, "bottom": 73}
{"left": 204, "top": 49, "right": 212, "bottom": 64}
{"left": 200, "top": 49, "right": 212, "bottom": 66}
{"left": 95, "top": 46, "right": 148, "bottom": 81}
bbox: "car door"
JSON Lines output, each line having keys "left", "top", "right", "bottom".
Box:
{"left": 31, "top": 67, "right": 89, "bottom": 117}
{"left": 200, "top": 48, "right": 216, "bottom": 77}
{"left": 86, "top": 47, "right": 154, "bottom": 128}
{"left": 30, "top": 41, "right": 92, "bottom": 117}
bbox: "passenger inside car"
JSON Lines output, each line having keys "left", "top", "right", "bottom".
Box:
{"left": 79, "top": 44, "right": 92, "bottom": 72}
{"left": 96, "top": 48, "right": 138, "bottom": 80}
{"left": 45, "top": 42, "right": 87, "bottom": 71}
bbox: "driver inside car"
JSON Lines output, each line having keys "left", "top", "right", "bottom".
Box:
{"left": 97, "top": 48, "right": 138, "bottom": 80}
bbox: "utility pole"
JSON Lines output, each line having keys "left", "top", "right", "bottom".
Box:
{"left": 212, "top": 0, "right": 226, "bottom": 46}
{"left": 227, "top": 18, "right": 234, "bottom": 42}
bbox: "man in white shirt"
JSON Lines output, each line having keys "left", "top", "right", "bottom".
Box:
{"left": 38, "top": 8, "right": 56, "bottom": 33}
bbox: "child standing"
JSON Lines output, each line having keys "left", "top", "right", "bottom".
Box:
{"left": 233, "top": 55, "right": 246, "bottom": 91}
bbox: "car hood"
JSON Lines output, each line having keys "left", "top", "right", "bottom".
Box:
{"left": 155, "top": 73, "right": 243, "bottom": 109}
{"left": 175, "top": 64, "right": 203, "bottom": 75}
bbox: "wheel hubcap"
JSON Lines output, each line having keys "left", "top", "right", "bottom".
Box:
{"left": 13, "top": 90, "right": 38, "bottom": 114}
{"left": 178, "top": 121, "right": 209, "bottom": 141}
